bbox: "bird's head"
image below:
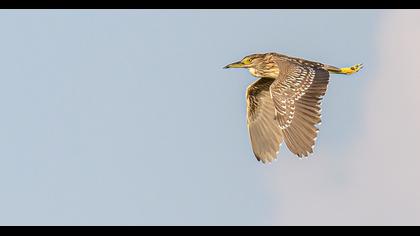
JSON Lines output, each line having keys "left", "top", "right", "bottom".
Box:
{"left": 223, "top": 53, "right": 280, "bottom": 78}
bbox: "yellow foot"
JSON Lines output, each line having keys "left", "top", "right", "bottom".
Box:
{"left": 340, "top": 63, "right": 363, "bottom": 75}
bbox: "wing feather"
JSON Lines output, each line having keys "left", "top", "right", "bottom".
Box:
{"left": 269, "top": 61, "right": 330, "bottom": 157}
{"left": 246, "top": 78, "right": 283, "bottom": 163}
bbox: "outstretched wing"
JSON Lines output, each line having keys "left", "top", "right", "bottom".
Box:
{"left": 246, "top": 78, "right": 283, "bottom": 163}
{"left": 269, "top": 61, "right": 330, "bottom": 157}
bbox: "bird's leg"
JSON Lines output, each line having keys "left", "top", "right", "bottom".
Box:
{"left": 324, "top": 63, "right": 363, "bottom": 75}
{"left": 338, "top": 63, "right": 364, "bottom": 74}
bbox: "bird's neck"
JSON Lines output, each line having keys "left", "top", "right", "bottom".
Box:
{"left": 248, "top": 68, "right": 279, "bottom": 79}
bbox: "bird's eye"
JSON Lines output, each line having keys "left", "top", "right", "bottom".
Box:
{"left": 243, "top": 58, "right": 252, "bottom": 64}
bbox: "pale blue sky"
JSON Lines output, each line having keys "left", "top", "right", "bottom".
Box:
{"left": 2, "top": 10, "right": 418, "bottom": 225}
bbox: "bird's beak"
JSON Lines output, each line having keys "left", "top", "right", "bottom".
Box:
{"left": 223, "top": 61, "right": 245, "bottom": 69}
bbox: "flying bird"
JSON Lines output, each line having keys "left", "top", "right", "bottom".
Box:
{"left": 224, "top": 52, "right": 362, "bottom": 163}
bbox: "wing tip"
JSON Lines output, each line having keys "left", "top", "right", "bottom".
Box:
{"left": 254, "top": 152, "right": 278, "bottom": 164}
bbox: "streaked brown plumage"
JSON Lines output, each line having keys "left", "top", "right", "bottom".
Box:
{"left": 224, "top": 52, "right": 363, "bottom": 163}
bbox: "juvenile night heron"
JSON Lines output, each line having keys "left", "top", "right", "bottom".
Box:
{"left": 224, "top": 52, "right": 363, "bottom": 163}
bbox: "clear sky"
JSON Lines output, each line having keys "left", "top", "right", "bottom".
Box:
{"left": 0, "top": 10, "right": 419, "bottom": 225}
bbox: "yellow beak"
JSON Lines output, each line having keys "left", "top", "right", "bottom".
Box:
{"left": 223, "top": 61, "right": 246, "bottom": 69}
